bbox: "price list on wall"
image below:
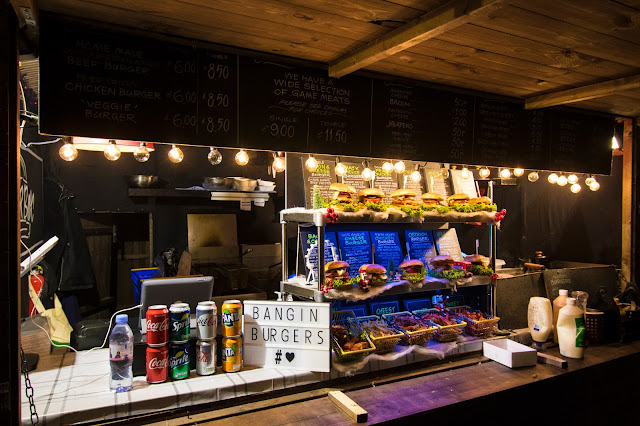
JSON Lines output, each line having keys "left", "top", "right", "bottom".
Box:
{"left": 371, "top": 160, "right": 398, "bottom": 204}
{"left": 302, "top": 156, "right": 336, "bottom": 209}
{"left": 472, "top": 99, "right": 523, "bottom": 167}
{"left": 525, "top": 109, "right": 548, "bottom": 170}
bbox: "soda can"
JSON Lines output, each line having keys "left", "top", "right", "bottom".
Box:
{"left": 221, "top": 300, "right": 242, "bottom": 337}
{"left": 196, "top": 301, "right": 217, "bottom": 341}
{"left": 196, "top": 339, "right": 216, "bottom": 376}
{"left": 169, "top": 342, "right": 190, "bottom": 380}
{"left": 222, "top": 336, "right": 243, "bottom": 372}
{"left": 169, "top": 303, "right": 190, "bottom": 343}
{"left": 146, "top": 305, "right": 169, "bottom": 347}
{"left": 146, "top": 345, "right": 168, "bottom": 383}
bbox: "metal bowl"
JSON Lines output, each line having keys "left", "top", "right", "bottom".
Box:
{"left": 127, "top": 175, "right": 161, "bottom": 188}
{"left": 233, "top": 177, "right": 257, "bottom": 191}
{"left": 203, "top": 177, "right": 234, "bottom": 190}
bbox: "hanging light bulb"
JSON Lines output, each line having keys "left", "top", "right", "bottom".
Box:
{"left": 58, "top": 137, "right": 78, "bottom": 161}
{"left": 585, "top": 175, "right": 596, "bottom": 186}
{"left": 567, "top": 173, "right": 578, "bottom": 184}
{"left": 439, "top": 164, "right": 450, "bottom": 179}
{"left": 548, "top": 173, "right": 558, "bottom": 184}
{"left": 335, "top": 157, "right": 347, "bottom": 177}
{"left": 382, "top": 160, "right": 394, "bottom": 173}
{"left": 168, "top": 144, "right": 184, "bottom": 163}
{"left": 133, "top": 142, "right": 150, "bottom": 162}
{"left": 571, "top": 183, "right": 581, "bottom": 193}
{"left": 393, "top": 160, "right": 405, "bottom": 173}
{"left": 479, "top": 167, "right": 490, "bottom": 179}
{"left": 104, "top": 139, "right": 121, "bottom": 161}
{"left": 557, "top": 174, "right": 568, "bottom": 186}
{"left": 528, "top": 171, "right": 539, "bottom": 182}
{"left": 410, "top": 165, "right": 422, "bottom": 183}
{"left": 500, "top": 168, "right": 512, "bottom": 179}
{"left": 612, "top": 135, "right": 620, "bottom": 150}
{"left": 460, "top": 166, "right": 470, "bottom": 179}
{"left": 589, "top": 180, "right": 600, "bottom": 191}
{"left": 361, "top": 161, "right": 374, "bottom": 181}
{"left": 514, "top": 168, "right": 524, "bottom": 177}
{"left": 208, "top": 147, "right": 222, "bottom": 165}
{"left": 305, "top": 154, "right": 318, "bottom": 172}
{"left": 272, "top": 153, "right": 286, "bottom": 173}
{"left": 235, "top": 149, "right": 249, "bottom": 166}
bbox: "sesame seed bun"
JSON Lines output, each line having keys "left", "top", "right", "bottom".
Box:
{"left": 469, "top": 196, "right": 491, "bottom": 204}
{"left": 366, "top": 264, "right": 387, "bottom": 274}
{"left": 421, "top": 192, "right": 444, "bottom": 201}
{"left": 390, "top": 188, "right": 417, "bottom": 198}
{"left": 329, "top": 182, "right": 356, "bottom": 193}
{"left": 324, "top": 261, "right": 349, "bottom": 272}
{"left": 358, "top": 188, "right": 385, "bottom": 198}
{"left": 399, "top": 259, "right": 424, "bottom": 269}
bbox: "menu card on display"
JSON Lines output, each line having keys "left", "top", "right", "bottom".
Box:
{"left": 370, "top": 232, "right": 404, "bottom": 273}
{"left": 338, "top": 231, "right": 372, "bottom": 269}
{"left": 424, "top": 164, "right": 452, "bottom": 198}
{"left": 302, "top": 155, "right": 335, "bottom": 209}
{"left": 301, "top": 229, "right": 338, "bottom": 281}
{"left": 450, "top": 169, "right": 478, "bottom": 199}
{"left": 404, "top": 230, "right": 437, "bottom": 264}
{"left": 434, "top": 228, "right": 463, "bottom": 261}
{"left": 399, "top": 161, "right": 426, "bottom": 195}
{"left": 340, "top": 162, "right": 369, "bottom": 196}
{"left": 371, "top": 160, "right": 398, "bottom": 204}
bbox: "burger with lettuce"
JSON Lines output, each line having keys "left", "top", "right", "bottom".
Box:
{"left": 464, "top": 254, "right": 494, "bottom": 276}
{"left": 399, "top": 259, "right": 426, "bottom": 284}
{"left": 427, "top": 255, "right": 467, "bottom": 280}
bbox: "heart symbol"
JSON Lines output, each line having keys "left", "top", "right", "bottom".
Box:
{"left": 285, "top": 352, "right": 295, "bottom": 362}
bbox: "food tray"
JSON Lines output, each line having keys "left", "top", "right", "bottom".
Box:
{"left": 446, "top": 306, "right": 500, "bottom": 338}
{"left": 354, "top": 315, "right": 404, "bottom": 354}
{"left": 412, "top": 308, "right": 467, "bottom": 343}
{"left": 331, "top": 310, "right": 375, "bottom": 362}
{"left": 381, "top": 311, "right": 437, "bottom": 346}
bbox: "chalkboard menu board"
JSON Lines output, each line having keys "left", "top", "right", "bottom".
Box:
{"left": 371, "top": 160, "right": 398, "bottom": 204}
{"left": 338, "top": 231, "right": 372, "bottom": 268}
{"left": 300, "top": 229, "right": 338, "bottom": 281}
{"left": 20, "top": 148, "right": 43, "bottom": 257}
{"left": 370, "top": 231, "right": 404, "bottom": 272}
{"left": 424, "top": 165, "right": 452, "bottom": 198}
{"left": 302, "top": 155, "right": 336, "bottom": 209}
{"left": 472, "top": 98, "right": 525, "bottom": 167}
{"left": 39, "top": 18, "right": 237, "bottom": 146}
{"left": 239, "top": 57, "right": 371, "bottom": 155}
{"left": 340, "top": 162, "right": 369, "bottom": 196}
{"left": 405, "top": 230, "right": 437, "bottom": 264}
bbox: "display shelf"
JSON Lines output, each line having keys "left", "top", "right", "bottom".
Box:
{"left": 128, "top": 188, "right": 275, "bottom": 210}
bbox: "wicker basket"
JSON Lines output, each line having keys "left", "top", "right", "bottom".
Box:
{"left": 446, "top": 306, "right": 499, "bottom": 338}
{"left": 381, "top": 311, "right": 437, "bottom": 346}
{"left": 331, "top": 310, "right": 375, "bottom": 362}
{"left": 585, "top": 309, "right": 605, "bottom": 344}
{"left": 412, "top": 309, "right": 467, "bottom": 343}
{"left": 355, "top": 315, "right": 404, "bottom": 353}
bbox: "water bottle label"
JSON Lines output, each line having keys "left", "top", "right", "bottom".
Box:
{"left": 110, "top": 343, "right": 133, "bottom": 361}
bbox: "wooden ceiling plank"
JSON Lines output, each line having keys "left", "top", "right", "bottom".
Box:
{"left": 438, "top": 24, "right": 638, "bottom": 79}
{"left": 610, "top": 1, "right": 640, "bottom": 12}
{"left": 511, "top": 0, "right": 640, "bottom": 45}
{"left": 472, "top": 4, "right": 640, "bottom": 68}
{"left": 280, "top": 0, "right": 426, "bottom": 24}
{"left": 39, "top": 0, "right": 339, "bottom": 62}
{"left": 382, "top": 0, "right": 450, "bottom": 11}
{"left": 328, "top": 0, "right": 508, "bottom": 78}
{"left": 569, "top": 95, "right": 640, "bottom": 118}
{"left": 525, "top": 74, "right": 640, "bottom": 109}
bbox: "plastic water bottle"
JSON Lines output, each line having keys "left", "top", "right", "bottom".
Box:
{"left": 109, "top": 314, "right": 134, "bottom": 392}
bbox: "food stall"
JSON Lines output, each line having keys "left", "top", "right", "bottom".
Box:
{"left": 5, "top": 1, "right": 640, "bottom": 424}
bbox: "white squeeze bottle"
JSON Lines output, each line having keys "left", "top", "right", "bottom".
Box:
{"left": 557, "top": 298, "right": 586, "bottom": 359}
{"left": 528, "top": 297, "right": 553, "bottom": 349}
{"left": 552, "top": 289, "right": 569, "bottom": 343}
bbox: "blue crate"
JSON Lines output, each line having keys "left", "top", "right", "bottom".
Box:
{"left": 130, "top": 268, "right": 160, "bottom": 304}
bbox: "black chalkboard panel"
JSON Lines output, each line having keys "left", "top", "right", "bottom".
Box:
{"left": 472, "top": 98, "right": 526, "bottom": 167}
{"left": 239, "top": 57, "right": 371, "bottom": 155}
{"left": 38, "top": 17, "right": 238, "bottom": 146}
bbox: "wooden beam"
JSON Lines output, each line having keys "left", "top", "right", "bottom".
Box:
{"left": 328, "top": 0, "right": 506, "bottom": 78}
{"left": 622, "top": 118, "right": 634, "bottom": 284}
{"left": 328, "top": 391, "right": 368, "bottom": 423}
{"left": 525, "top": 74, "right": 640, "bottom": 109}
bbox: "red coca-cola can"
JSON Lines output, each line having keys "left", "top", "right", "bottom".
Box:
{"left": 146, "top": 345, "right": 169, "bottom": 383}
{"left": 146, "top": 304, "right": 169, "bottom": 347}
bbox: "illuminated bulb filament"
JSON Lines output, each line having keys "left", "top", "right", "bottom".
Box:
{"left": 528, "top": 171, "right": 539, "bottom": 182}
{"left": 382, "top": 161, "right": 394, "bottom": 173}
{"left": 305, "top": 155, "right": 318, "bottom": 172}
{"left": 500, "top": 168, "right": 511, "bottom": 179}
{"left": 235, "top": 149, "right": 249, "bottom": 166}
{"left": 272, "top": 156, "right": 286, "bottom": 173}
{"left": 567, "top": 174, "right": 578, "bottom": 184}
{"left": 361, "top": 167, "right": 374, "bottom": 181}
{"left": 335, "top": 162, "right": 347, "bottom": 177}
{"left": 410, "top": 170, "right": 422, "bottom": 182}
{"left": 168, "top": 145, "right": 184, "bottom": 163}
{"left": 571, "top": 183, "right": 581, "bottom": 193}
{"left": 59, "top": 141, "right": 78, "bottom": 162}
{"left": 548, "top": 173, "right": 558, "bottom": 184}
{"left": 557, "top": 175, "right": 568, "bottom": 186}
{"left": 479, "top": 167, "right": 490, "bottom": 178}
{"left": 514, "top": 168, "right": 524, "bottom": 177}
{"left": 104, "top": 140, "right": 121, "bottom": 161}
{"left": 460, "top": 167, "right": 470, "bottom": 179}
{"left": 589, "top": 180, "right": 600, "bottom": 191}
{"left": 393, "top": 161, "right": 405, "bottom": 173}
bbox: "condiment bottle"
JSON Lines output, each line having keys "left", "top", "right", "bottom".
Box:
{"left": 557, "top": 298, "right": 585, "bottom": 359}
{"left": 528, "top": 297, "right": 553, "bottom": 349}
{"left": 552, "top": 289, "right": 569, "bottom": 343}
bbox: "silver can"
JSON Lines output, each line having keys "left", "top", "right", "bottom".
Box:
{"left": 196, "top": 339, "right": 216, "bottom": 376}
{"left": 196, "top": 301, "right": 217, "bottom": 340}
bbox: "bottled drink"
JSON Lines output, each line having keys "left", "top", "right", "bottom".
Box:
{"left": 557, "top": 298, "right": 586, "bottom": 358}
{"left": 552, "top": 289, "right": 569, "bottom": 343}
{"left": 109, "top": 314, "right": 134, "bottom": 392}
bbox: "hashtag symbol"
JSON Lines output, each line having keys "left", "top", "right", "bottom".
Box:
{"left": 275, "top": 349, "right": 282, "bottom": 365}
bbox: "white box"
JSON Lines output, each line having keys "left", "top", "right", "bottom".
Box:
{"left": 483, "top": 339, "right": 537, "bottom": 368}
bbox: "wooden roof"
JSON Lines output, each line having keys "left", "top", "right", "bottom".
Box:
{"left": 14, "top": 0, "right": 640, "bottom": 118}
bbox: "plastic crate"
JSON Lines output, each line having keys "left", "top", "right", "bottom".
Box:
{"left": 446, "top": 306, "right": 499, "bottom": 338}
{"left": 355, "top": 315, "right": 404, "bottom": 354}
{"left": 381, "top": 311, "right": 437, "bottom": 346}
{"left": 130, "top": 268, "right": 159, "bottom": 304}
{"left": 331, "top": 310, "right": 375, "bottom": 362}
{"left": 412, "top": 308, "right": 466, "bottom": 343}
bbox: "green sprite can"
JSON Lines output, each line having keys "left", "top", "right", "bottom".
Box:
{"left": 169, "top": 342, "right": 189, "bottom": 380}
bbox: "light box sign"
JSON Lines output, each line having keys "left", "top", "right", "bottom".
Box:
{"left": 243, "top": 300, "right": 331, "bottom": 372}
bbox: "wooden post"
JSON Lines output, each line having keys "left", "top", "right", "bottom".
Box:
{"left": 621, "top": 118, "right": 634, "bottom": 285}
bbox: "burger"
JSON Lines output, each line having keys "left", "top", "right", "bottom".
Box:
{"left": 427, "top": 254, "right": 467, "bottom": 280}
{"left": 330, "top": 183, "right": 357, "bottom": 211}
{"left": 324, "top": 260, "right": 358, "bottom": 290}
{"left": 390, "top": 189, "right": 419, "bottom": 207}
{"left": 469, "top": 196, "right": 497, "bottom": 212}
{"left": 469, "top": 196, "right": 491, "bottom": 205}
{"left": 447, "top": 193, "right": 470, "bottom": 205}
{"left": 399, "top": 259, "right": 426, "bottom": 285}
{"left": 358, "top": 188, "right": 387, "bottom": 211}
{"left": 463, "top": 254, "right": 494, "bottom": 276}
{"left": 421, "top": 192, "right": 444, "bottom": 210}
{"left": 359, "top": 264, "right": 388, "bottom": 286}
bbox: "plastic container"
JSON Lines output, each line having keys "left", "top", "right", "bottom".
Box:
{"left": 109, "top": 314, "right": 134, "bottom": 392}
{"left": 131, "top": 267, "right": 160, "bottom": 304}
{"left": 552, "top": 289, "right": 569, "bottom": 343}
{"left": 528, "top": 297, "right": 553, "bottom": 349}
{"left": 557, "top": 298, "right": 585, "bottom": 359}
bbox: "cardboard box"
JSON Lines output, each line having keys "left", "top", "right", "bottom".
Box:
{"left": 483, "top": 339, "right": 537, "bottom": 368}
